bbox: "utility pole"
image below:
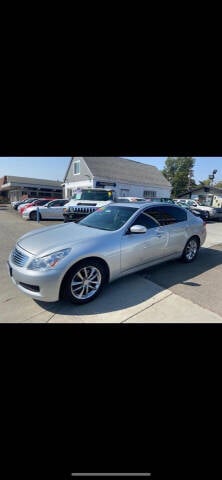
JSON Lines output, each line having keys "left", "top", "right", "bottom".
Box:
{"left": 209, "top": 169, "right": 217, "bottom": 189}
{"left": 188, "top": 168, "right": 194, "bottom": 197}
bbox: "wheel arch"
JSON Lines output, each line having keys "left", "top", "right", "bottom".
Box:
{"left": 59, "top": 256, "right": 110, "bottom": 300}
{"left": 189, "top": 234, "right": 200, "bottom": 246}
{"left": 181, "top": 234, "right": 201, "bottom": 263}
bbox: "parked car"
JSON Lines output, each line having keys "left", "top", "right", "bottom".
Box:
{"left": 176, "top": 201, "right": 209, "bottom": 221}
{"left": 115, "top": 197, "right": 146, "bottom": 203}
{"left": 22, "top": 199, "right": 69, "bottom": 221}
{"left": 8, "top": 202, "right": 206, "bottom": 305}
{"left": 18, "top": 198, "right": 55, "bottom": 215}
{"left": 12, "top": 198, "right": 39, "bottom": 210}
{"left": 63, "top": 188, "right": 115, "bottom": 222}
{"left": 175, "top": 199, "right": 220, "bottom": 221}
{"left": 146, "top": 198, "right": 175, "bottom": 204}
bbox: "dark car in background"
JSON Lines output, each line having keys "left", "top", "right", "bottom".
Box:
{"left": 175, "top": 200, "right": 209, "bottom": 221}
{"left": 12, "top": 198, "right": 39, "bottom": 210}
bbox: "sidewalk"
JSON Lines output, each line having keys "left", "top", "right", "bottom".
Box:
{"left": 14, "top": 274, "right": 220, "bottom": 323}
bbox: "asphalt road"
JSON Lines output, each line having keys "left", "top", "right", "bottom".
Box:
{"left": 1, "top": 205, "right": 222, "bottom": 323}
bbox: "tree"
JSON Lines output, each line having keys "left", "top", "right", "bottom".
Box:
{"left": 215, "top": 181, "right": 222, "bottom": 189}
{"left": 198, "top": 179, "right": 211, "bottom": 186}
{"left": 197, "top": 179, "right": 222, "bottom": 189}
{"left": 162, "top": 157, "right": 196, "bottom": 197}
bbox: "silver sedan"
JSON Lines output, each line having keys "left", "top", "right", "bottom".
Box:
{"left": 22, "top": 199, "right": 69, "bottom": 221}
{"left": 8, "top": 203, "right": 207, "bottom": 304}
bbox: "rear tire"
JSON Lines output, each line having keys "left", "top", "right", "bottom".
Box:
{"left": 181, "top": 236, "right": 199, "bottom": 263}
{"left": 61, "top": 259, "right": 108, "bottom": 304}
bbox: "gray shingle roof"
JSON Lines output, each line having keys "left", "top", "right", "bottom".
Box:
{"left": 3, "top": 176, "right": 62, "bottom": 187}
{"left": 80, "top": 157, "right": 171, "bottom": 188}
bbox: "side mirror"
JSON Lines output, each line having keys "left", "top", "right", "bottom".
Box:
{"left": 130, "top": 225, "right": 147, "bottom": 234}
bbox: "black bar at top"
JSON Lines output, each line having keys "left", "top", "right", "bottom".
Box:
{"left": 70, "top": 474, "right": 151, "bottom": 477}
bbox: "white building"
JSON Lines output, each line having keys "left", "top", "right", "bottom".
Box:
{"left": 0, "top": 175, "right": 63, "bottom": 202}
{"left": 63, "top": 157, "right": 171, "bottom": 199}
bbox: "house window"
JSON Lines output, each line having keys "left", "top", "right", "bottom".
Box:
{"left": 120, "top": 189, "right": 130, "bottom": 197}
{"left": 143, "top": 190, "right": 156, "bottom": 198}
{"left": 73, "top": 160, "right": 80, "bottom": 175}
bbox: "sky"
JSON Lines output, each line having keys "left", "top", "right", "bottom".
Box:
{"left": 0, "top": 157, "right": 222, "bottom": 183}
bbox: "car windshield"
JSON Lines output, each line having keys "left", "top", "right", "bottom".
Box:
{"left": 198, "top": 201, "right": 212, "bottom": 207}
{"left": 71, "top": 190, "right": 113, "bottom": 201}
{"left": 79, "top": 205, "right": 138, "bottom": 231}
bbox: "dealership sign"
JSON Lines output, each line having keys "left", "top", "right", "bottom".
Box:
{"left": 96, "top": 181, "right": 116, "bottom": 187}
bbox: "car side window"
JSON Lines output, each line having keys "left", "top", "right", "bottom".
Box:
{"left": 148, "top": 206, "right": 187, "bottom": 225}
{"left": 131, "top": 210, "right": 160, "bottom": 230}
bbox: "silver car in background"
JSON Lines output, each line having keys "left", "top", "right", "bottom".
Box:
{"left": 22, "top": 199, "right": 69, "bottom": 221}
{"left": 8, "top": 203, "right": 207, "bottom": 305}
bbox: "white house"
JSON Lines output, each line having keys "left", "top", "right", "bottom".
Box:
{"left": 63, "top": 157, "right": 171, "bottom": 199}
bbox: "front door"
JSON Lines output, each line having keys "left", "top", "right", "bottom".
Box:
{"left": 121, "top": 209, "right": 168, "bottom": 272}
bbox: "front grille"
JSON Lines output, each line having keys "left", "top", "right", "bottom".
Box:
{"left": 19, "top": 282, "right": 40, "bottom": 292}
{"left": 74, "top": 206, "right": 96, "bottom": 214}
{"left": 11, "top": 246, "right": 29, "bottom": 267}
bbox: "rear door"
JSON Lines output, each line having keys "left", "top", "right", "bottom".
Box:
{"left": 147, "top": 205, "right": 188, "bottom": 256}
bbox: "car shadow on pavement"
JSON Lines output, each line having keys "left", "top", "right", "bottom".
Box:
{"left": 34, "top": 272, "right": 164, "bottom": 319}
{"left": 34, "top": 244, "right": 222, "bottom": 318}
{"left": 141, "top": 244, "right": 222, "bottom": 288}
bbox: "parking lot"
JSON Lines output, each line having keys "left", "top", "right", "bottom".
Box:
{"left": 1, "top": 204, "right": 222, "bottom": 323}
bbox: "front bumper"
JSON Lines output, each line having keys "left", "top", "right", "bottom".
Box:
{"left": 209, "top": 209, "right": 222, "bottom": 219}
{"left": 7, "top": 259, "right": 62, "bottom": 302}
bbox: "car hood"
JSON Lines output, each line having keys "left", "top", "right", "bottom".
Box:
{"left": 66, "top": 200, "right": 112, "bottom": 207}
{"left": 17, "top": 222, "right": 111, "bottom": 257}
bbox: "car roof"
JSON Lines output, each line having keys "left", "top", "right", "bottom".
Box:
{"left": 113, "top": 202, "right": 176, "bottom": 208}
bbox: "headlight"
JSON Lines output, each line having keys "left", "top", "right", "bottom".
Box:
{"left": 209, "top": 209, "right": 216, "bottom": 216}
{"left": 28, "top": 248, "right": 71, "bottom": 271}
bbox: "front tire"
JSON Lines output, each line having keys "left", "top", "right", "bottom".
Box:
{"left": 181, "top": 237, "right": 199, "bottom": 263}
{"left": 61, "top": 259, "right": 108, "bottom": 304}
{"left": 30, "top": 211, "right": 41, "bottom": 221}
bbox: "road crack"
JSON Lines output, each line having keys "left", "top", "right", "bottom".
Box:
{"left": 121, "top": 291, "right": 173, "bottom": 323}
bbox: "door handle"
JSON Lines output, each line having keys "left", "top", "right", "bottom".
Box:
{"left": 155, "top": 229, "right": 164, "bottom": 237}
